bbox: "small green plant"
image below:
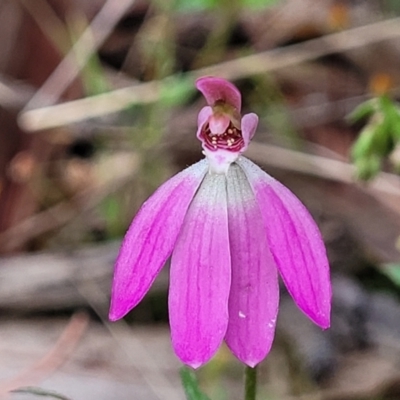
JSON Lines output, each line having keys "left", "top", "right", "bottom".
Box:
{"left": 348, "top": 75, "right": 400, "bottom": 180}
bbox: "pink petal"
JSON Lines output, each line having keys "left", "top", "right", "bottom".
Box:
{"left": 225, "top": 164, "right": 279, "bottom": 367}
{"left": 169, "top": 173, "right": 231, "bottom": 368}
{"left": 237, "top": 157, "right": 331, "bottom": 329}
{"left": 241, "top": 113, "right": 259, "bottom": 150}
{"left": 196, "top": 106, "right": 212, "bottom": 140}
{"left": 109, "top": 160, "right": 207, "bottom": 321}
{"left": 209, "top": 113, "right": 231, "bottom": 134}
{"left": 196, "top": 76, "right": 241, "bottom": 111}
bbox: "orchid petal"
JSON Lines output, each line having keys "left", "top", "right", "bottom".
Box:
{"left": 225, "top": 165, "right": 279, "bottom": 367}
{"left": 237, "top": 157, "right": 331, "bottom": 329}
{"left": 196, "top": 76, "right": 241, "bottom": 111}
{"left": 196, "top": 106, "right": 212, "bottom": 140}
{"left": 241, "top": 113, "right": 259, "bottom": 150}
{"left": 169, "top": 173, "right": 231, "bottom": 368}
{"left": 109, "top": 160, "right": 207, "bottom": 321}
{"left": 209, "top": 113, "right": 230, "bottom": 134}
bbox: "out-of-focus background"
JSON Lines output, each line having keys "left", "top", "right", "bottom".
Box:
{"left": 1, "top": 0, "right": 400, "bottom": 399}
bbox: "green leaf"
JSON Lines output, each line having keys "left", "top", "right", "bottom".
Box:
{"left": 380, "top": 263, "right": 400, "bottom": 287}
{"left": 373, "top": 116, "right": 394, "bottom": 157}
{"left": 351, "top": 125, "right": 377, "bottom": 160}
{"left": 378, "top": 94, "right": 393, "bottom": 114}
{"left": 382, "top": 99, "right": 400, "bottom": 142}
{"left": 354, "top": 154, "right": 381, "bottom": 180}
{"left": 389, "top": 110, "right": 400, "bottom": 141}
{"left": 347, "top": 99, "right": 376, "bottom": 123}
{"left": 180, "top": 366, "right": 212, "bottom": 400}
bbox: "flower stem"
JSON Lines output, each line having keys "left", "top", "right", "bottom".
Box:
{"left": 244, "top": 365, "right": 258, "bottom": 400}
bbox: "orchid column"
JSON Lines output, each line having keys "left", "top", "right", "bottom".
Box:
{"left": 109, "top": 76, "right": 331, "bottom": 399}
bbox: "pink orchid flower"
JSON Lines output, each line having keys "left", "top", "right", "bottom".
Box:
{"left": 109, "top": 76, "right": 331, "bottom": 368}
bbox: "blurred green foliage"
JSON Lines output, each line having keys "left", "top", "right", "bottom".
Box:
{"left": 381, "top": 263, "right": 400, "bottom": 288}
{"left": 101, "top": 196, "right": 123, "bottom": 239}
{"left": 383, "top": 0, "right": 400, "bottom": 15}
{"left": 67, "top": 12, "right": 109, "bottom": 96}
{"left": 173, "top": 0, "right": 279, "bottom": 11}
{"left": 160, "top": 75, "right": 196, "bottom": 107}
{"left": 80, "top": 54, "right": 109, "bottom": 96}
{"left": 348, "top": 95, "right": 400, "bottom": 180}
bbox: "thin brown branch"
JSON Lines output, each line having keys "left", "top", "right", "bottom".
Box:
{"left": 19, "top": 17, "right": 400, "bottom": 131}
{"left": 22, "top": 0, "right": 137, "bottom": 111}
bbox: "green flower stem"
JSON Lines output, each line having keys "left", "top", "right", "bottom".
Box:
{"left": 244, "top": 365, "right": 258, "bottom": 400}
